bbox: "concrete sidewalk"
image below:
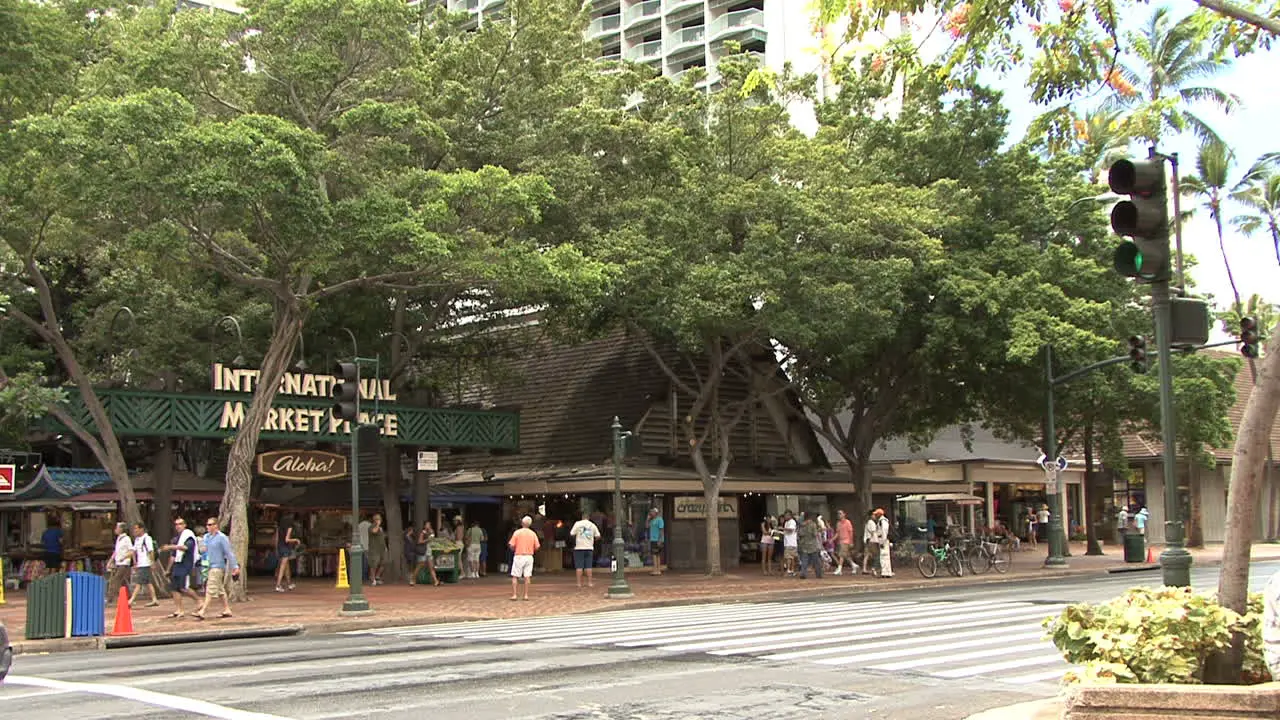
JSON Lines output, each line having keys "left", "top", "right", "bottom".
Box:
{"left": 5, "top": 541, "right": 1276, "bottom": 655}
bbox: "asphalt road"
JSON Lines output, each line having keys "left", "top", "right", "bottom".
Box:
{"left": 4, "top": 560, "right": 1277, "bottom": 720}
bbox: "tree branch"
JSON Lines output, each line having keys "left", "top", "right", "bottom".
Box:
{"left": 310, "top": 270, "right": 442, "bottom": 299}
{"left": 638, "top": 335, "right": 699, "bottom": 399}
{"left": 1194, "top": 0, "right": 1280, "bottom": 35}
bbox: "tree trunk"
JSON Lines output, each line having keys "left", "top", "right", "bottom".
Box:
{"left": 850, "top": 459, "right": 873, "bottom": 552}
{"left": 1189, "top": 463, "right": 1205, "bottom": 548}
{"left": 152, "top": 437, "right": 174, "bottom": 540}
{"left": 381, "top": 445, "right": 406, "bottom": 582}
{"left": 703, "top": 482, "right": 722, "bottom": 576}
{"left": 218, "top": 301, "right": 306, "bottom": 601}
{"left": 1208, "top": 321, "right": 1280, "bottom": 684}
{"left": 1084, "top": 420, "right": 1105, "bottom": 556}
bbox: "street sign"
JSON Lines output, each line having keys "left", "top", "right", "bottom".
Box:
{"left": 1055, "top": 456, "right": 1069, "bottom": 472}
{"left": 1044, "top": 467, "right": 1059, "bottom": 494}
{"left": 416, "top": 451, "right": 438, "bottom": 472}
{"left": 0, "top": 465, "right": 14, "bottom": 494}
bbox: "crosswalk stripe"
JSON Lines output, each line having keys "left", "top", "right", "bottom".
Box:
{"left": 869, "top": 640, "right": 1044, "bottom": 672}
{"left": 709, "top": 603, "right": 1060, "bottom": 657}
{"left": 748, "top": 606, "right": 1061, "bottom": 659}
{"left": 438, "top": 602, "right": 835, "bottom": 642}
{"left": 376, "top": 601, "right": 784, "bottom": 638}
{"left": 353, "top": 598, "right": 1080, "bottom": 685}
{"left": 604, "top": 601, "right": 939, "bottom": 647}
{"left": 932, "top": 654, "right": 1066, "bottom": 679}
{"left": 817, "top": 630, "right": 1045, "bottom": 667}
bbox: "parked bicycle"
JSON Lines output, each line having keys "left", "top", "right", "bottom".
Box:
{"left": 917, "top": 539, "right": 964, "bottom": 578}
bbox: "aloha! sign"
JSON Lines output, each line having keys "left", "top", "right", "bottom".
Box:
{"left": 256, "top": 450, "right": 348, "bottom": 481}
{"left": 211, "top": 363, "right": 400, "bottom": 438}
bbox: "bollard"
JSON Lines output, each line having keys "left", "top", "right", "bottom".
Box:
{"left": 64, "top": 576, "right": 72, "bottom": 639}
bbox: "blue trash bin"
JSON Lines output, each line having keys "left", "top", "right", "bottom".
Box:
{"left": 68, "top": 571, "right": 105, "bottom": 637}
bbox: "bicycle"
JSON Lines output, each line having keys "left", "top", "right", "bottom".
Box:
{"left": 917, "top": 539, "right": 963, "bottom": 578}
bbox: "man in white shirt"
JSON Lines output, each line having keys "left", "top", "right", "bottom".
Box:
{"left": 106, "top": 522, "right": 134, "bottom": 604}
{"left": 862, "top": 510, "right": 889, "bottom": 577}
{"left": 569, "top": 511, "right": 602, "bottom": 588}
{"left": 782, "top": 512, "right": 799, "bottom": 575}
{"left": 129, "top": 522, "right": 159, "bottom": 608}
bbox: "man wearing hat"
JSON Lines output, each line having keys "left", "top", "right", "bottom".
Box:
{"left": 862, "top": 508, "right": 893, "bottom": 578}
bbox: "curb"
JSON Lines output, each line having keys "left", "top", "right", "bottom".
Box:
{"left": 12, "top": 636, "right": 105, "bottom": 656}
{"left": 1105, "top": 563, "right": 1162, "bottom": 574}
{"left": 103, "top": 625, "right": 304, "bottom": 649}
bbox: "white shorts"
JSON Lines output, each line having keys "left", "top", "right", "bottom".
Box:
{"left": 467, "top": 546, "right": 482, "bottom": 562}
{"left": 511, "top": 554, "right": 534, "bottom": 578}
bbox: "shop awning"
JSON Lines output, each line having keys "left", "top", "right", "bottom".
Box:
{"left": 0, "top": 498, "right": 117, "bottom": 511}
{"left": 6, "top": 466, "right": 117, "bottom": 501}
{"left": 896, "top": 493, "right": 985, "bottom": 506}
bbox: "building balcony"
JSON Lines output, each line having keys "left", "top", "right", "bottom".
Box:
{"left": 710, "top": 7, "right": 764, "bottom": 38}
{"left": 480, "top": 0, "right": 505, "bottom": 10}
{"left": 623, "top": 0, "right": 661, "bottom": 29}
{"left": 662, "top": 0, "right": 703, "bottom": 20}
{"left": 588, "top": 13, "right": 622, "bottom": 38}
{"left": 665, "top": 24, "right": 705, "bottom": 55}
{"left": 625, "top": 39, "right": 663, "bottom": 63}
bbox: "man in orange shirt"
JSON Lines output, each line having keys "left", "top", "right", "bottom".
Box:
{"left": 833, "top": 509, "right": 856, "bottom": 575}
{"left": 508, "top": 515, "right": 541, "bottom": 601}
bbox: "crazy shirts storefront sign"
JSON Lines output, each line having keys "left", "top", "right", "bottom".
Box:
{"left": 672, "top": 496, "right": 739, "bottom": 520}
{"left": 256, "top": 450, "right": 348, "bottom": 481}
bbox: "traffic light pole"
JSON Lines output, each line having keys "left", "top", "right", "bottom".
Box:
{"left": 1152, "top": 282, "right": 1192, "bottom": 587}
{"left": 336, "top": 350, "right": 376, "bottom": 616}
{"left": 1043, "top": 345, "right": 1068, "bottom": 567}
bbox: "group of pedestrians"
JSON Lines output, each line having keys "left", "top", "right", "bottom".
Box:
{"left": 104, "top": 516, "right": 240, "bottom": 620}
{"left": 760, "top": 508, "right": 895, "bottom": 579}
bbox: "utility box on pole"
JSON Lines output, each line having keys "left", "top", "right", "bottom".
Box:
{"left": 1170, "top": 297, "right": 1211, "bottom": 348}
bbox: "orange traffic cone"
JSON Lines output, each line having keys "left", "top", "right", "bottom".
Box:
{"left": 1146, "top": 547, "right": 1154, "bottom": 564}
{"left": 110, "top": 586, "right": 135, "bottom": 636}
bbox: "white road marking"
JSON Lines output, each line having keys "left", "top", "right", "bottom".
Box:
{"left": 5, "top": 675, "right": 294, "bottom": 720}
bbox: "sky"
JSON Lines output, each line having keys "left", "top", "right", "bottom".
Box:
{"left": 995, "top": 14, "right": 1280, "bottom": 342}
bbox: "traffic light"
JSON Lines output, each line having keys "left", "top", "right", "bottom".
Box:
{"left": 332, "top": 362, "right": 359, "bottom": 422}
{"left": 1241, "top": 317, "right": 1260, "bottom": 358}
{"left": 1128, "top": 335, "right": 1148, "bottom": 373}
{"left": 1109, "top": 157, "right": 1170, "bottom": 283}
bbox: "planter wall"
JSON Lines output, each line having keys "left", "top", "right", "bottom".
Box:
{"left": 1065, "top": 682, "right": 1280, "bottom": 719}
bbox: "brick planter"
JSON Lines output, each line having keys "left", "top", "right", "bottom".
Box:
{"left": 1065, "top": 682, "right": 1280, "bottom": 719}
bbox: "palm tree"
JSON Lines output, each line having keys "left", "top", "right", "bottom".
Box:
{"left": 1180, "top": 139, "right": 1242, "bottom": 307}
{"left": 1231, "top": 156, "right": 1280, "bottom": 266}
{"left": 1073, "top": 108, "right": 1132, "bottom": 184}
{"left": 1109, "top": 6, "right": 1240, "bottom": 144}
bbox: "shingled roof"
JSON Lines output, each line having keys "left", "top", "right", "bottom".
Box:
{"left": 1121, "top": 351, "right": 1280, "bottom": 462}
{"left": 441, "top": 325, "right": 671, "bottom": 475}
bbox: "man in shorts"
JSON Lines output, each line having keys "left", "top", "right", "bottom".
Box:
{"left": 508, "top": 516, "right": 540, "bottom": 601}
{"left": 160, "top": 517, "right": 201, "bottom": 618}
{"left": 193, "top": 518, "right": 239, "bottom": 620}
{"left": 569, "top": 511, "right": 601, "bottom": 588}
{"left": 647, "top": 508, "right": 665, "bottom": 576}
{"left": 129, "top": 522, "right": 160, "bottom": 607}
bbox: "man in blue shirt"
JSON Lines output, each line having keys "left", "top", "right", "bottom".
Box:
{"left": 41, "top": 518, "right": 64, "bottom": 576}
{"left": 193, "top": 518, "right": 240, "bottom": 620}
{"left": 648, "top": 508, "right": 665, "bottom": 576}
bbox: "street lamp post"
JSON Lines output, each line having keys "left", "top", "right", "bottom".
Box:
{"left": 1043, "top": 345, "right": 1069, "bottom": 568}
{"left": 607, "top": 416, "right": 634, "bottom": 599}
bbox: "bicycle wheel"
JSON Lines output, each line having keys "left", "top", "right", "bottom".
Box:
{"left": 968, "top": 545, "right": 993, "bottom": 575}
{"left": 946, "top": 549, "right": 963, "bottom": 576}
{"left": 992, "top": 541, "right": 1013, "bottom": 574}
{"left": 918, "top": 552, "right": 938, "bottom": 578}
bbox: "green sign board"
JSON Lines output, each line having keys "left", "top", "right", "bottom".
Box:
{"left": 43, "top": 388, "right": 519, "bottom": 450}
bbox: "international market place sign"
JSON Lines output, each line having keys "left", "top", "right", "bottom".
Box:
{"left": 38, "top": 368, "right": 520, "bottom": 450}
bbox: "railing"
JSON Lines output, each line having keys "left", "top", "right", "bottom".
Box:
{"left": 624, "top": 0, "right": 660, "bottom": 25}
{"left": 663, "top": 0, "right": 703, "bottom": 13}
{"left": 710, "top": 7, "right": 764, "bottom": 36}
{"left": 667, "top": 25, "right": 705, "bottom": 52}
{"left": 588, "top": 14, "right": 622, "bottom": 36}
{"left": 626, "top": 39, "right": 663, "bottom": 61}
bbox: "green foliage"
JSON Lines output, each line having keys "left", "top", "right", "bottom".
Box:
{"left": 1044, "top": 586, "right": 1272, "bottom": 685}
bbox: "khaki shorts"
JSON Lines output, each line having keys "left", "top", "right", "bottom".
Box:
{"left": 837, "top": 542, "right": 853, "bottom": 561}
{"left": 205, "top": 568, "right": 228, "bottom": 599}
{"left": 783, "top": 546, "right": 798, "bottom": 560}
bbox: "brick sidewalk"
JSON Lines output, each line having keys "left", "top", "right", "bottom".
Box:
{"left": 4, "top": 541, "right": 1277, "bottom": 648}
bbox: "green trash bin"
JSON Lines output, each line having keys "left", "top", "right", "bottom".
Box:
{"left": 432, "top": 548, "right": 462, "bottom": 583}
{"left": 1123, "top": 531, "right": 1146, "bottom": 563}
{"left": 26, "top": 572, "right": 68, "bottom": 640}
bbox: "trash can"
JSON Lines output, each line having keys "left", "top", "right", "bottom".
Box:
{"left": 1123, "top": 531, "right": 1146, "bottom": 563}
{"left": 25, "top": 571, "right": 105, "bottom": 640}
{"left": 432, "top": 548, "right": 461, "bottom": 583}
